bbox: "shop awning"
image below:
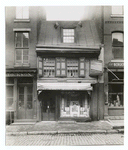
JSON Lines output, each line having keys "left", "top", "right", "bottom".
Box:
{"left": 37, "top": 83, "right": 92, "bottom": 91}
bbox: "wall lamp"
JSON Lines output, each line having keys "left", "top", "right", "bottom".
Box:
{"left": 78, "top": 21, "right": 82, "bottom": 27}
{"left": 54, "top": 22, "right": 60, "bottom": 29}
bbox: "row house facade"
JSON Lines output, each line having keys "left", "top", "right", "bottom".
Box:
{"left": 6, "top": 6, "right": 123, "bottom": 124}
{"left": 103, "top": 6, "right": 124, "bottom": 120}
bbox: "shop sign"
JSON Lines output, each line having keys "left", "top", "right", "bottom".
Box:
{"left": 108, "top": 62, "right": 124, "bottom": 69}
{"left": 6, "top": 73, "right": 34, "bottom": 77}
{"left": 89, "top": 60, "right": 103, "bottom": 76}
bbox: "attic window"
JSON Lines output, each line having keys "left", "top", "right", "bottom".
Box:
{"left": 63, "top": 29, "right": 75, "bottom": 43}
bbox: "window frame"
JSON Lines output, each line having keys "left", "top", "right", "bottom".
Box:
{"left": 112, "top": 32, "right": 124, "bottom": 59}
{"left": 111, "top": 6, "right": 124, "bottom": 18}
{"left": 62, "top": 28, "right": 75, "bottom": 43}
{"left": 6, "top": 78, "right": 14, "bottom": 110}
{"left": 15, "top": 31, "right": 29, "bottom": 66}
{"left": 67, "top": 58, "right": 79, "bottom": 78}
{"left": 16, "top": 6, "right": 29, "bottom": 20}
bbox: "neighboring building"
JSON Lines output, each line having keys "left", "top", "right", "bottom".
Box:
{"left": 6, "top": 6, "right": 38, "bottom": 123}
{"left": 6, "top": 6, "right": 123, "bottom": 124}
{"left": 103, "top": 6, "right": 124, "bottom": 120}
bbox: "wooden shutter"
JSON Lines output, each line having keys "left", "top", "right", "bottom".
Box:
{"left": 38, "top": 56, "right": 43, "bottom": 77}
{"left": 56, "top": 58, "right": 61, "bottom": 76}
{"left": 61, "top": 58, "right": 66, "bottom": 77}
{"left": 79, "top": 58, "right": 85, "bottom": 77}
{"left": 56, "top": 58, "right": 66, "bottom": 77}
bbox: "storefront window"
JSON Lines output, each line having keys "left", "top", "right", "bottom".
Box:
{"left": 60, "top": 92, "right": 90, "bottom": 117}
{"left": 6, "top": 78, "right": 14, "bottom": 110}
{"left": 108, "top": 72, "right": 124, "bottom": 107}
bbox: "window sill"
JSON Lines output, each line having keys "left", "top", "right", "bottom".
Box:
{"left": 14, "top": 19, "right": 30, "bottom": 23}
{"left": 108, "top": 107, "right": 124, "bottom": 110}
{"left": 14, "top": 64, "right": 30, "bottom": 68}
{"left": 111, "top": 14, "right": 124, "bottom": 18}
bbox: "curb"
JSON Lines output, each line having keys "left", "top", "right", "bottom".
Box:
{"left": 6, "top": 129, "right": 123, "bottom": 136}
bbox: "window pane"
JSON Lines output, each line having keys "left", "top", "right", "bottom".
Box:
{"left": 112, "top": 6, "right": 123, "bottom": 15}
{"left": 23, "top": 7, "right": 29, "bottom": 19}
{"left": 19, "top": 87, "right": 24, "bottom": 94}
{"left": 112, "top": 33, "right": 123, "bottom": 46}
{"left": 80, "top": 62, "right": 84, "bottom": 69}
{"left": 15, "top": 33, "right": 22, "bottom": 47}
{"left": 6, "top": 78, "right": 14, "bottom": 84}
{"left": 23, "top": 33, "right": 29, "bottom": 47}
{"left": 27, "top": 86, "right": 33, "bottom": 94}
{"left": 19, "top": 95, "right": 24, "bottom": 108}
{"left": 6, "top": 98, "right": 13, "bottom": 108}
{"left": 6, "top": 86, "right": 13, "bottom": 97}
{"left": 16, "top": 7, "right": 22, "bottom": 19}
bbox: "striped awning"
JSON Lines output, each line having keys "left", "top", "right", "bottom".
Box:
{"left": 37, "top": 83, "right": 92, "bottom": 91}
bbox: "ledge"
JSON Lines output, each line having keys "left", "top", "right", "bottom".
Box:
{"left": 13, "top": 28, "right": 31, "bottom": 31}
{"left": 14, "top": 19, "right": 30, "bottom": 23}
{"left": 111, "top": 14, "right": 124, "bottom": 18}
{"left": 108, "top": 107, "right": 124, "bottom": 110}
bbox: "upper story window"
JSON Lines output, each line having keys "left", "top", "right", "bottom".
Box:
{"left": 112, "top": 32, "right": 124, "bottom": 59}
{"left": 67, "top": 59, "right": 78, "bottom": 77}
{"left": 39, "top": 57, "right": 85, "bottom": 78}
{"left": 112, "top": 6, "right": 124, "bottom": 15}
{"left": 15, "top": 32, "right": 29, "bottom": 65}
{"left": 112, "top": 32, "right": 123, "bottom": 47}
{"left": 63, "top": 29, "right": 75, "bottom": 43}
{"left": 43, "top": 58, "right": 55, "bottom": 77}
{"left": 16, "top": 6, "right": 29, "bottom": 19}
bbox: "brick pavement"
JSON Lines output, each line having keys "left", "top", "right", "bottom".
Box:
{"left": 6, "top": 133, "right": 124, "bottom": 146}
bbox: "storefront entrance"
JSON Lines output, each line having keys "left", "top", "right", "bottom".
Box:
{"left": 17, "top": 85, "right": 33, "bottom": 119}
{"left": 40, "top": 91, "right": 56, "bottom": 121}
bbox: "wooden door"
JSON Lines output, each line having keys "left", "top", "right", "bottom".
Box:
{"left": 17, "top": 85, "right": 33, "bottom": 119}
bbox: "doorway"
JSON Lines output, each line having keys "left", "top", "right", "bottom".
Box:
{"left": 17, "top": 85, "right": 33, "bottom": 119}
{"left": 41, "top": 92, "right": 56, "bottom": 121}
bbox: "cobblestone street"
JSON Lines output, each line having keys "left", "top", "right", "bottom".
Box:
{"left": 6, "top": 133, "right": 124, "bottom": 146}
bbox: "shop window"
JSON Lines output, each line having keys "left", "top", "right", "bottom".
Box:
{"left": 112, "top": 32, "right": 124, "bottom": 59}
{"left": 16, "top": 6, "right": 29, "bottom": 19}
{"left": 6, "top": 78, "right": 14, "bottom": 110}
{"left": 43, "top": 58, "right": 55, "bottom": 77}
{"left": 112, "top": 6, "right": 124, "bottom": 15}
{"left": 67, "top": 59, "right": 78, "bottom": 77}
{"left": 15, "top": 32, "right": 29, "bottom": 65}
{"left": 56, "top": 58, "right": 66, "bottom": 77}
{"left": 62, "top": 29, "right": 75, "bottom": 43}
{"left": 108, "top": 72, "right": 124, "bottom": 107}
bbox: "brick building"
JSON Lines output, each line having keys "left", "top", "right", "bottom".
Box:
{"left": 103, "top": 6, "right": 124, "bottom": 119}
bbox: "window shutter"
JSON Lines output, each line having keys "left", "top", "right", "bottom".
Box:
{"left": 56, "top": 58, "right": 61, "bottom": 76}
{"left": 61, "top": 58, "right": 66, "bottom": 77}
{"left": 79, "top": 58, "right": 85, "bottom": 77}
{"left": 38, "top": 57, "right": 43, "bottom": 77}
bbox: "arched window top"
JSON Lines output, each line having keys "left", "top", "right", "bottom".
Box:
{"left": 112, "top": 32, "right": 123, "bottom": 47}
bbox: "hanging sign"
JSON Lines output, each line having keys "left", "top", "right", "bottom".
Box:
{"left": 89, "top": 60, "right": 103, "bottom": 76}
{"left": 108, "top": 62, "right": 124, "bottom": 69}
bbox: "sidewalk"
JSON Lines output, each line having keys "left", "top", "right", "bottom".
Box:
{"left": 6, "top": 120, "right": 124, "bottom": 135}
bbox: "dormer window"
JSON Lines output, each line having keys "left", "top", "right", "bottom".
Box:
{"left": 62, "top": 29, "right": 75, "bottom": 43}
